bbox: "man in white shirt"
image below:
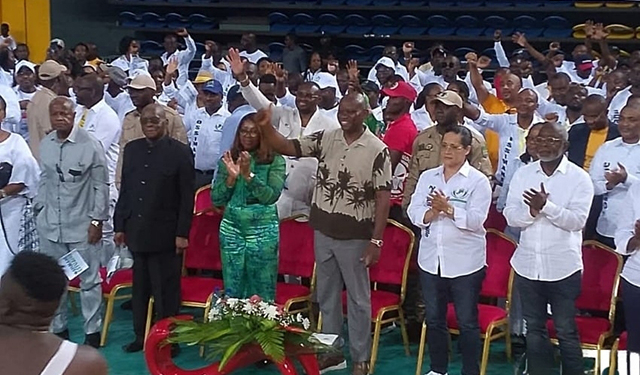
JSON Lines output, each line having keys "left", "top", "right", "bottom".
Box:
{"left": 0, "top": 23, "right": 16, "bottom": 50}
{"left": 312, "top": 72, "right": 340, "bottom": 120}
{"left": 411, "top": 83, "right": 443, "bottom": 132}
{"left": 590, "top": 101, "right": 640, "bottom": 248}
{"left": 161, "top": 28, "right": 196, "bottom": 88}
{"left": 608, "top": 61, "right": 640, "bottom": 125}
{"left": 73, "top": 73, "right": 123, "bottom": 266}
{"left": 504, "top": 121, "right": 594, "bottom": 375}
{"left": 184, "top": 80, "right": 230, "bottom": 188}
{"left": 408, "top": 126, "right": 492, "bottom": 375}
{"left": 238, "top": 33, "right": 268, "bottom": 64}
{"left": 367, "top": 47, "right": 409, "bottom": 86}
{"left": 13, "top": 60, "right": 39, "bottom": 141}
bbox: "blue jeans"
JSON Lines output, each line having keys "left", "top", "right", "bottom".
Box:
{"left": 420, "top": 267, "right": 486, "bottom": 375}
{"left": 515, "top": 271, "right": 583, "bottom": 375}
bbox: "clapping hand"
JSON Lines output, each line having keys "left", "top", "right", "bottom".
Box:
{"left": 222, "top": 151, "right": 240, "bottom": 180}
{"left": 429, "top": 190, "right": 450, "bottom": 213}
{"left": 239, "top": 151, "right": 252, "bottom": 180}
{"left": 605, "top": 163, "right": 628, "bottom": 190}
{"left": 166, "top": 56, "right": 179, "bottom": 76}
{"left": 523, "top": 183, "right": 548, "bottom": 217}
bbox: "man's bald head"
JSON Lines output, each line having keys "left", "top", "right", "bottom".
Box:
{"left": 140, "top": 103, "right": 167, "bottom": 141}
{"left": 337, "top": 92, "right": 369, "bottom": 133}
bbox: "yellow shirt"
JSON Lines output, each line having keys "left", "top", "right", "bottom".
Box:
{"left": 481, "top": 94, "right": 516, "bottom": 173}
{"left": 584, "top": 127, "right": 609, "bottom": 171}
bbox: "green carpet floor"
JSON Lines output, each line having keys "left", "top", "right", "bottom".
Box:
{"left": 67, "top": 302, "right": 521, "bottom": 375}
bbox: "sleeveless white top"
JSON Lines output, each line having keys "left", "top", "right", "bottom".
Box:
{"left": 40, "top": 340, "right": 78, "bottom": 375}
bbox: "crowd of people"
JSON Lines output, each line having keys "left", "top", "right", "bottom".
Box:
{"left": 0, "top": 15, "right": 639, "bottom": 375}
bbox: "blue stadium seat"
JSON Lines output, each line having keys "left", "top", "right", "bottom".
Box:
{"left": 344, "top": 44, "right": 367, "bottom": 61}
{"left": 269, "top": 12, "right": 294, "bottom": 33}
{"left": 457, "top": 0, "right": 485, "bottom": 6}
{"left": 344, "top": 14, "right": 372, "bottom": 35}
{"left": 400, "top": 0, "right": 425, "bottom": 4}
{"left": 513, "top": 15, "right": 543, "bottom": 37}
{"left": 346, "top": 0, "right": 372, "bottom": 5}
{"left": 481, "top": 47, "right": 497, "bottom": 59}
{"left": 269, "top": 42, "right": 285, "bottom": 62}
{"left": 371, "top": 15, "right": 399, "bottom": 35}
{"left": 398, "top": 15, "right": 428, "bottom": 36}
{"left": 195, "top": 42, "right": 206, "bottom": 56}
{"left": 189, "top": 14, "right": 215, "bottom": 30}
{"left": 430, "top": 1, "right": 455, "bottom": 6}
{"left": 513, "top": 0, "right": 542, "bottom": 5}
{"left": 119, "top": 12, "right": 143, "bottom": 28}
{"left": 542, "top": 15, "right": 571, "bottom": 38}
{"left": 319, "top": 13, "right": 346, "bottom": 34}
{"left": 542, "top": 0, "right": 572, "bottom": 6}
{"left": 141, "top": 12, "right": 165, "bottom": 29}
{"left": 300, "top": 43, "right": 314, "bottom": 53}
{"left": 455, "top": 15, "right": 484, "bottom": 36}
{"left": 190, "top": 0, "right": 213, "bottom": 3}
{"left": 453, "top": 47, "right": 476, "bottom": 61}
{"left": 372, "top": 0, "right": 400, "bottom": 5}
{"left": 482, "top": 15, "right": 512, "bottom": 36}
{"left": 367, "top": 45, "right": 386, "bottom": 62}
{"left": 166, "top": 13, "right": 188, "bottom": 29}
{"left": 140, "top": 40, "right": 163, "bottom": 55}
{"left": 427, "top": 15, "right": 455, "bottom": 36}
{"left": 321, "top": 0, "right": 346, "bottom": 4}
{"left": 292, "top": 13, "right": 319, "bottom": 33}
{"left": 167, "top": 0, "right": 189, "bottom": 3}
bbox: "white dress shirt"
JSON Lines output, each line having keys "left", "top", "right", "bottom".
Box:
{"left": 410, "top": 106, "right": 433, "bottom": 132}
{"left": 408, "top": 161, "right": 492, "bottom": 278}
{"left": 614, "top": 181, "right": 640, "bottom": 287}
{"left": 110, "top": 55, "right": 149, "bottom": 76}
{"left": 73, "top": 99, "right": 122, "bottom": 185}
{"left": 590, "top": 138, "right": 640, "bottom": 238}
{"left": 161, "top": 35, "right": 196, "bottom": 87}
{"left": 473, "top": 112, "right": 543, "bottom": 184}
{"left": 185, "top": 106, "right": 230, "bottom": 171}
{"left": 505, "top": 156, "right": 594, "bottom": 281}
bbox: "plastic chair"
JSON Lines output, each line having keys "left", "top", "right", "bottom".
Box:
{"left": 345, "top": 219, "right": 415, "bottom": 374}
{"left": 141, "top": 12, "right": 165, "bottom": 29}
{"left": 371, "top": 14, "right": 399, "bottom": 35}
{"left": 269, "top": 42, "right": 286, "bottom": 62}
{"left": 372, "top": 0, "right": 399, "bottom": 4}
{"left": 605, "top": 24, "right": 635, "bottom": 40}
{"left": 457, "top": 0, "right": 484, "bottom": 6}
{"left": 542, "top": 0, "right": 573, "bottom": 6}
{"left": 292, "top": 13, "right": 319, "bottom": 34}
{"left": 275, "top": 216, "right": 316, "bottom": 327}
{"left": 319, "top": 13, "right": 345, "bottom": 34}
{"left": 400, "top": 0, "right": 425, "bottom": 4}
{"left": 165, "top": 13, "right": 188, "bottom": 29}
{"left": 344, "top": 44, "right": 367, "bottom": 61}
{"left": 574, "top": 1, "right": 603, "bottom": 7}
{"left": 367, "top": 45, "right": 386, "bottom": 62}
{"left": 119, "top": 11, "right": 143, "bottom": 28}
{"left": 605, "top": 1, "right": 634, "bottom": 7}
{"left": 189, "top": 14, "right": 215, "bottom": 30}
{"left": 416, "top": 229, "right": 517, "bottom": 375}
{"left": 427, "top": 15, "right": 455, "bottom": 36}
{"left": 453, "top": 47, "right": 477, "bottom": 61}
{"left": 140, "top": 40, "right": 163, "bottom": 55}
{"left": 513, "top": 15, "right": 543, "bottom": 37}
{"left": 269, "top": 12, "right": 294, "bottom": 34}
{"left": 344, "top": 14, "right": 372, "bottom": 35}
{"left": 346, "top": 0, "right": 372, "bottom": 4}
{"left": 545, "top": 241, "right": 623, "bottom": 375}
{"left": 482, "top": 15, "right": 512, "bottom": 37}
{"left": 542, "top": 15, "right": 571, "bottom": 38}
{"left": 398, "top": 15, "right": 428, "bottom": 36}
{"left": 485, "top": 0, "right": 514, "bottom": 6}
{"left": 321, "top": 0, "right": 346, "bottom": 4}
{"left": 69, "top": 267, "right": 133, "bottom": 346}
{"left": 455, "top": 15, "right": 484, "bottom": 37}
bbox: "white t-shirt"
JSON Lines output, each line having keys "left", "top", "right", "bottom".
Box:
{"left": 239, "top": 49, "right": 268, "bottom": 64}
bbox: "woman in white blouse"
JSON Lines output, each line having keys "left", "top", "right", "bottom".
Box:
{"left": 110, "top": 36, "right": 149, "bottom": 76}
{"left": 408, "top": 125, "right": 492, "bottom": 375}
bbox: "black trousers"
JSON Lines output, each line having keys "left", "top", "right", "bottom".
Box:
{"left": 195, "top": 170, "right": 214, "bottom": 189}
{"left": 131, "top": 251, "right": 182, "bottom": 339}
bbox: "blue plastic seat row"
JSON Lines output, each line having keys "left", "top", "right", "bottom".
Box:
{"left": 269, "top": 0, "right": 573, "bottom": 5}
{"left": 269, "top": 13, "right": 572, "bottom": 38}
{"left": 118, "top": 11, "right": 217, "bottom": 30}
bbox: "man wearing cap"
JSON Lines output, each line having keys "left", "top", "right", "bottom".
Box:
{"left": 367, "top": 46, "right": 409, "bottom": 85}
{"left": 312, "top": 72, "right": 340, "bottom": 120}
{"left": 26, "top": 60, "right": 69, "bottom": 159}
{"left": 184, "top": 80, "right": 230, "bottom": 188}
{"left": 13, "top": 60, "right": 39, "bottom": 141}
{"left": 103, "top": 65, "right": 135, "bottom": 122}
{"left": 118, "top": 74, "right": 187, "bottom": 186}
{"left": 73, "top": 73, "right": 122, "bottom": 266}
{"left": 403, "top": 91, "right": 492, "bottom": 211}
{"left": 369, "top": 57, "right": 396, "bottom": 89}
{"left": 228, "top": 48, "right": 340, "bottom": 218}
{"left": 163, "top": 69, "right": 213, "bottom": 115}
{"left": 161, "top": 28, "right": 196, "bottom": 88}
{"left": 380, "top": 81, "right": 419, "bottom": 218}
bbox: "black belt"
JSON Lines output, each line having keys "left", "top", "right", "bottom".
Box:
{"left": 195, "top": 169, "right": 215, "bottom": 175}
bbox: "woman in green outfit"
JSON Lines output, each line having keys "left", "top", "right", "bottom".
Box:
{"left": 211, "top": 112, "right": 286, "bottom": 302}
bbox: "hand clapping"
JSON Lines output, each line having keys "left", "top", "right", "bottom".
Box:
{"left": 429, "top": 190, "right": 451, "bottom": 214}
{"left": 523, "top": 183, "right": 548, "bottom": 217}
{"left": 605, "top": 163, "right": 627, "bottom": 190}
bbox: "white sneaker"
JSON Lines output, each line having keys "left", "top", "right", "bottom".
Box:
{"left": 426, "top": 372, "right": 448, "bottom": 375}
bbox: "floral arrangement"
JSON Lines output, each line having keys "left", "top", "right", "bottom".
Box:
{"left": 166, "top": 295, "right": 326, "bottom": 369}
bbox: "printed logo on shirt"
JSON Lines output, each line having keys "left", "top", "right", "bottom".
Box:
{"left": 450, "top": 188, "right": 469, "bottom": 204}
{"left": 215, "top": 122, "right": 223, "bottom": 131}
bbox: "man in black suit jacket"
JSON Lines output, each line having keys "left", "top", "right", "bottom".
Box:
{"left": 115, "top": 103, "right": 194, "bottom": 353}
{"left": 568, "top": 95, "right": 620, "bottom": 240}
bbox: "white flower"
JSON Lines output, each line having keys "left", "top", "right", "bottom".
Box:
{"left": 264, "top": 305, "right": 279, "bottom": 320}
{"left": 302, "top": 318, "right": 311, "bottom": 330}
{"left": 296, "top": 314, "right": 303, "bottom": 323}
{"left": 227, "top": 298, "right": 238, "bottom": 308}
{"left": 242, "top": 301, "right": 254, "bottom": 314}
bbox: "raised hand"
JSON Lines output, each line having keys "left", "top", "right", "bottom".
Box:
{"left": 465, "top": 52, "right": 478, "bottom": 68}
{"left": 226, "top": 48, "right": 245, "bottom": 79}
{"left": 584, "top": 20, "right": 595, "bottom": 38}
{"left": 493, "top": 29, "right": 502, "bottom": 42}
{"left": 166, "top": 56, "right": 179, "bottom": 76}
{"left": 273, "top": 63, "right": 287, "bottom": 82}
{"left": 222, "top": 151, "right": 240, "bottom": 179}
{"left": 478, "top": 56, "right": 492, "bottom": 69}
{"left": 176, "top": 28, "right": 189, "bottom": 37}
{"left": 512, "top": 32, "right": 527, "bottom": 47}
{"left": 549, "top": 41, "right": 561, "bottom": 52}
{"left": 204, "top": 40, "right": 216, "bottom": 58}
{"left": 347, "top": 59, "right": 360, "bottom": 80}
{"left": 254, "top": 107, "right": 273, "bottom": 129}
{"left": 593, "top": 22, "right": 609, "bottom": 41}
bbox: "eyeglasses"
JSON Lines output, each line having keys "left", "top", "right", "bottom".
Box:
{"left": 441, "top": 143, "right": 465, "bottom": 151}
{"left": 240, "top": 129, "right": 259, "bottom": 137}
{"left": 533, "top": 136, "right": 563, "bottom": 144}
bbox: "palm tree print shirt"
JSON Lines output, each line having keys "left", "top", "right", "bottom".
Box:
{"left": 292, "top": 128, "right": 392, "bottom": 240}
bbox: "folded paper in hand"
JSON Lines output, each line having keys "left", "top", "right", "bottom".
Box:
{"left": 58, "top": 249, "right": 89, "bottom": 281}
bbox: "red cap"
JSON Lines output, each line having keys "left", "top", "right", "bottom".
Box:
{"left": 381, "top": 81, "right": 417, "bottom": 102}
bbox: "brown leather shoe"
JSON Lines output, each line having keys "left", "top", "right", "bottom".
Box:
{"left": 352, "top": 361, "right": 369, "bottom": 375}
{"left": 317, "top": 352, "right": 347, "bottom": 374}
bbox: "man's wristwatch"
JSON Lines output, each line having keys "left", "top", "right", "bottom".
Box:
{"left": 0, "top": 189, "right": 6, "bottom": 199}
{"left": 445, "top": 206, "right": 454, "bottom": 216}
{"left": 370, "top": 238, "right": 383, "bottom": 248}
{"left": 90, "top": 220, "right": 102, "bottom": 228}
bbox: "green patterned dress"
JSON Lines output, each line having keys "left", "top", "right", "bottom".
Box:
{"left": 211, "top": 153, "right": 286, "bottom": 302}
